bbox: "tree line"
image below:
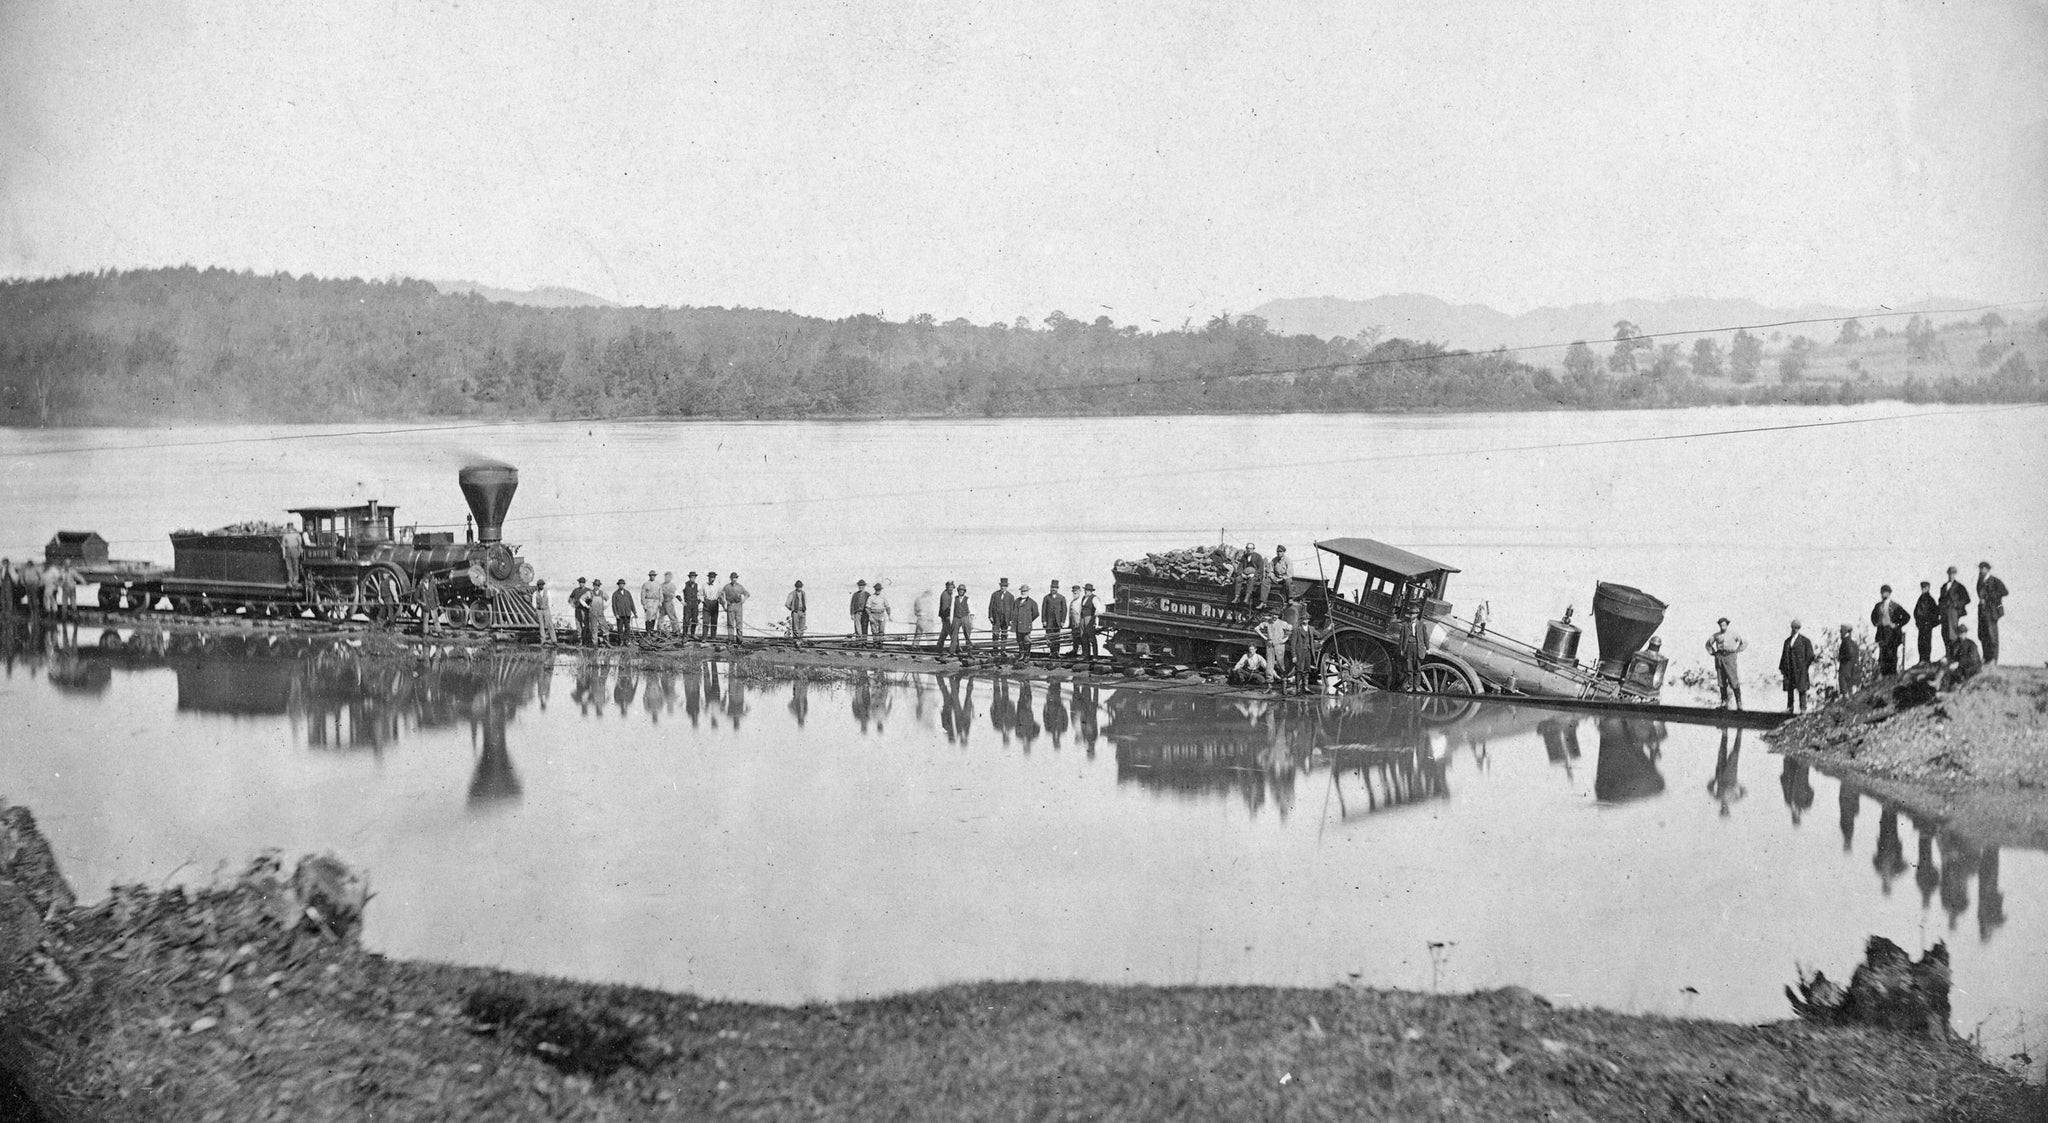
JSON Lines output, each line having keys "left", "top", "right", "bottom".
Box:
{"left": 2, "top": 268, "right": 2041, "bottom": 425}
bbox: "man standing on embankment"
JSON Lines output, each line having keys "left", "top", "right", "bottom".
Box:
{"left": 1976, "top": 561, "right": 2007, "bottom": 664}
{"left": 1707, "top": 617, "right": 1746, "bottom": 709}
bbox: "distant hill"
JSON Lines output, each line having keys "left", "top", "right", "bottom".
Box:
{"left": 431, "top": 280, "right": 618, "bottom": 308}
{"left": 1246, "top": 293, "right": 1993, "bottom": 351}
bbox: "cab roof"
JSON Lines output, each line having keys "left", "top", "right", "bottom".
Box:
{"left": 290, "top": 503, "right": 395, "bottom": 517}
{"left": 1315, "top": 538, "right": 1459, "bottom": 579}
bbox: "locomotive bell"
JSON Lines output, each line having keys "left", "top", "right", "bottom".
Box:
{"left": 458, "top": 465, "right": 518, "bottom": 544}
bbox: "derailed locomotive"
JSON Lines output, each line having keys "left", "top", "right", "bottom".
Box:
{"left": 1099, "top": 537, "right": 1670, "bottom": 703}
{"left": 80, "top": 465, "right": 542, "bottom": 631}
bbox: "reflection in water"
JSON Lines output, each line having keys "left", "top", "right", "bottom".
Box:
{"left": 0, "top": 618, "right": 2027, "bottom": 950}
{"left": 1706, "top": 728, "right": 1747, "bottom": 816}
{"left": 1594, "top": 717, "right": 1667, "bottom": 804}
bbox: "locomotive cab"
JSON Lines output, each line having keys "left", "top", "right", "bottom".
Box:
{"left": 293, "top": 502, "right": 403, "bottom": 561}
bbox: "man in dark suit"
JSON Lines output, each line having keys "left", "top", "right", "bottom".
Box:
{"left": 1937, "top": 566, "right": 1971, "bottom": 658}
{"left": 1870, "top": 585, "right": 1910, "bottom": 676}
{"left": 1041, "top": 580, "right": 1068, "bottom": 658}
{"left": 1011, "top": 584, "right": 1039, "bottom": 660}
{"left": 1976, "top": 561, "right": 2008, "bottom": 663}
{"left": 1912, "top": 581, "right": 1940, "bottom": 665}
{"left": 988, "top": 579, "right": 1014, "bottom": 656}
{"left": 1779, "top": 619, "right": 1816, "bottom": 713}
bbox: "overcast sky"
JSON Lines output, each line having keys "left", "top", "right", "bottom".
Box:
{"left": 2, "top": 0, "right": 2043, "bottom": 325}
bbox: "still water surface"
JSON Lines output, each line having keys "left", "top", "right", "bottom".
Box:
{"left": 3, "top": 404, "right": 2044, "bottom": 680}
{"left": 4, "top": 625, "right": 2043, "bottom": 1073}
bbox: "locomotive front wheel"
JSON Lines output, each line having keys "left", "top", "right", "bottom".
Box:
{"left": 1412, "top": 660, "right": 1482, "bottom": 722}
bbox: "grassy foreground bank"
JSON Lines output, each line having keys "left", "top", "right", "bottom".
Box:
{"left": 3, "top": 811, "right": 2040, "bottom": 1121}
{"left": 1769, "top": 666, "right": 2048, "bottom": 850}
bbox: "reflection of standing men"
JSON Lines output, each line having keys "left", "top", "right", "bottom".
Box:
{"left": 1869, "top": 586, "right": 1909, "bottom": 676}
{"left": 1779, "top": 620, "right": 1815, "bottom": 713}
{"left": 1705, "top": 617, "right": 1745, "bottom": 709}
{"left": 1041, "top": 581, "right": 1068, "bottom": 658}
{"left": 1707, "top": 728, "right": 1746, "bottom": 817}
{"left": 1912, "top": 581, "right": 1939, "bottom": 665}
{"left": 1042, "top": 680, "right": 1068, "bottom": 748}
{"left": 1937, "top": 566, "right": 1970, "bottom": 657}
{"left": 1975, "top": 561, "right": 2007, "bottom": 663}
{"left": 0, "top": 559, "right": 13, "bottom": 618}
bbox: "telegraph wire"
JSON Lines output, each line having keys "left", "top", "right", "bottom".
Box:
{"left": 3, "top": 297, "right": 2040, "bottom": 460}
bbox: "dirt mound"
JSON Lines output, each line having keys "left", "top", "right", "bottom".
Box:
{"left": 1769, "top": 666, "right": 2048, "bottom": 848}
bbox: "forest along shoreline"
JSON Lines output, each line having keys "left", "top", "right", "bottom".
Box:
{"left": 0, "top": 805, "right": 2039, "bottom": 1123}
{"left": 1767, "top": 666, "right": 2048, "bottom": 851}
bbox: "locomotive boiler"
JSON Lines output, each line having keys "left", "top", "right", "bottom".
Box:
{"left": 82, "top": 465, "right": 543, "bottom": 632}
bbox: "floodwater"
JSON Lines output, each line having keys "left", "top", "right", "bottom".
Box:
{"left": 4, "top": 624, "right": 2044, "bottom": 1075}
{"left": 2, "top": 404, "right": 2044, "bottom": 685}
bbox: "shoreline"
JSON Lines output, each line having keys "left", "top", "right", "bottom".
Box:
{"left": 2, "top": 815, "right": 2038, "bottom": 1122}
{"left": 1767, "top": 666, "right": 2048, "bottom": 851}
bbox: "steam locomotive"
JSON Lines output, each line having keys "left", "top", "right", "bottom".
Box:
{"left": 61, "top": 465, "right": 543, "bottom": 631}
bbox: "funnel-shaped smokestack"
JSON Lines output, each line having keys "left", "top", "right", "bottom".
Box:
{"left": 1591, "top": 581, "right": 1666, "bottom": 678}
{"left": 458, "top": 464, "right": 518, "bottom": 544}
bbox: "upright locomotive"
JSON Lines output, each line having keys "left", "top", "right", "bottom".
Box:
{"left": 77, "top": 465, "right": 542, "bottom": 632}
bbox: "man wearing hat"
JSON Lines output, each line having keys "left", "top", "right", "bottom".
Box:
{"left": 1869, "top": 586, "right": 1909, "bottom": 676}
{"left": 720, "top": 572, "right": 750, "bottom": 645}
{"left": 640, "top": 571, "right": 660, "bottom": 633}
{"left": 785, "top": 579, "right": 808, "bottom": 645}
{"left": 1041, "top": 580, "right": 1068, "bottom": 658}
{"left": 681, "top": 571, "right": 701, "bottom": 639}
{"left": 950, "top": 583, "right": 973, "bottom": 653}
{"left": 1937, "top": 566, "right": 1971, "bottom": 658}
{"left": 533, "top": 579, "right": 556, "bottom": 645}
{"left": 1253, "top": 608, "right": 1292, "bottom": 687}
{"left": 864, "top": 580, "right": 891, "bottom": 646}
{"left": 936, "top": 580, "right": 956, "bottom": 652}
{"left": 1945, "top": 621, "right": 1984, "bottom": 687}
{"left": 850, "top": 579, "right": 870, "bottom": 640}
{"left": 1011, "top": 583, "right": 1039, "bottom": 659}
{"left": 1706, "top": 617, "right": 1746, "bottom": 709}
{"left": 1778, "top": 619, "right": 1816, "bottom": 713}
{"left": 1976, "top": 561, "right": 2008, "bottom": 664}
{"left": 1229, "top": 543, "right": 1265, "bottom": 606}
{"left": 1266, "top": 545, "right": 1291, "bottom": 606}
{"left": 610, "top": 578, "right": 636, "bottom": 645}
{"left": 1912, "top": 581, "right": 1940, "bottom": 666}
{"left": 570, "top": 577, "right": 592, "bottom": 646}
{"left": 988, "top": 578, "right": 1014, "bottom": 655}
{"left": 1076, "top": 583, "right": 1099, "bottom": 659}
{"left": 701, "top": 572, "right": 722, "bottom": 640}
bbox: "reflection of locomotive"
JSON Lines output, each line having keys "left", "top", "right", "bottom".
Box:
{"left": 78, "top": 465, "right": 542, "bottom": 632}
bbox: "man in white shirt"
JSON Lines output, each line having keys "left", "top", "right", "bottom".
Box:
{"left": 1231, "top": 646, "right": 1273, "bottom": 686}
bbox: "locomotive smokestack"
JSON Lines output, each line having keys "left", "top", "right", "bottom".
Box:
{"left": 458, "top": 464, "right": 518, "bottom": 544}
{"left": 1590, "top": 581, "right": 1667, "bottom": 679}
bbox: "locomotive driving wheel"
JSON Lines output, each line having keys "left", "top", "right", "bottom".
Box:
{"left": 1320, "top": 632, "right": 1394, "bottom": 695}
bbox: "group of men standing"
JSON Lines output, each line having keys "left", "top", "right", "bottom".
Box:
{"left": 1229, "top": 598, "right": 1319, "bottom": 691}
{"left": 1705, "top": 559, "right": 2009, "bottom": 713}
{"left": 564, "top": 570, "right": 753, "bottom": 646}
{"left": 863, "top": 577, "right": 1099, "bottom": 658}
{"left": 0, "top": 559, "right": 82, "bottom": 624}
